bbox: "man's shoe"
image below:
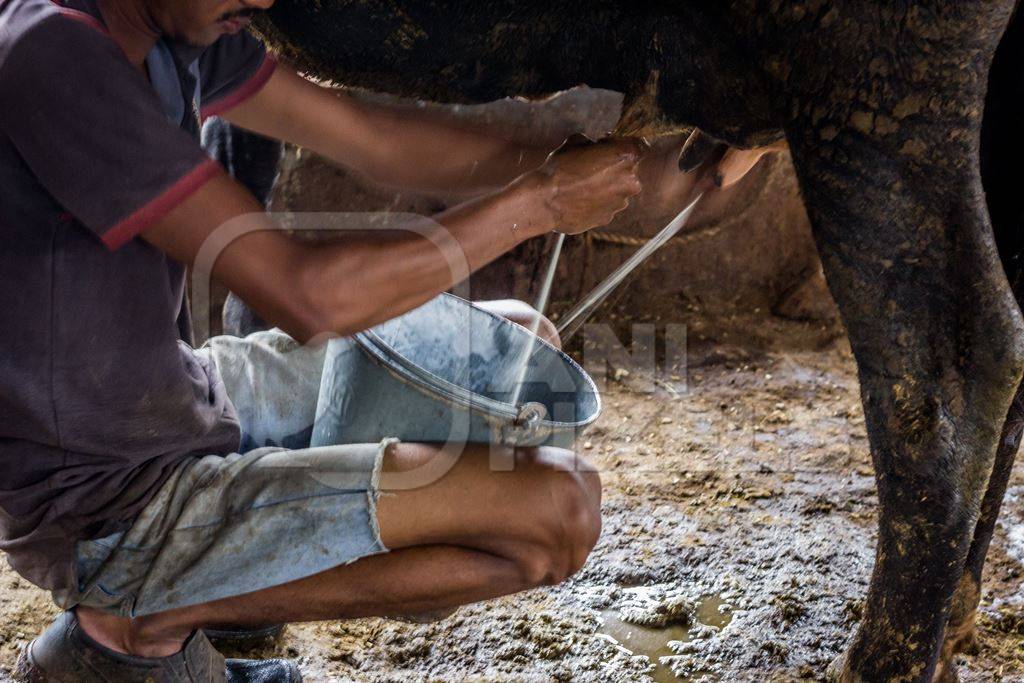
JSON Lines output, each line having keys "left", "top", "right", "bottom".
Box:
{"left": 15, "top": 612, "right": 301, "bottom": 683}
{"left": 203, "top": 624, "right": 286, "bottom": 653}
{"left": 225, "top": 658, "right": 301, "bottom": 683}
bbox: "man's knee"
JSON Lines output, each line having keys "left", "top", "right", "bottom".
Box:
{"left": 514, "top": 448, "right": 602, "bottom": 586}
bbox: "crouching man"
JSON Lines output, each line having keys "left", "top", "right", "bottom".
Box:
{"left": 0, "top": 0, "right": 654, "bottom": 680}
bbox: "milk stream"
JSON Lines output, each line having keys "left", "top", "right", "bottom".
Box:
{"left": 557, "top": 193, "right": 704, "bottom": 343}
{"left": 507, "top": 192, "right": 703, "bottom": 414}
{"left": 509, "top": 232, "right": 566, "bottom": 411}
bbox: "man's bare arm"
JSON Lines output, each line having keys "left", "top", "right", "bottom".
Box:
{"left": 142, "top": 142, "right": 641, "bottom": 344}
{"left": 223, "top": 66, "right": 554, "bottom": 195}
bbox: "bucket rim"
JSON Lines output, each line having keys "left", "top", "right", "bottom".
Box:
{"left": 353, "top": 293, "right": 602, "bottom": 430}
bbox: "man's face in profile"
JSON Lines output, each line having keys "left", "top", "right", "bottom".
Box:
{"left": 152, "top": 0, "right": 274, "bottom": 47}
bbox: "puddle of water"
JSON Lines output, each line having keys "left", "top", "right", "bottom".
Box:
{"left": 599, "top": 593, "right": 733, "bottom": 682}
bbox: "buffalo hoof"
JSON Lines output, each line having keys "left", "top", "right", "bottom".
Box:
{"left": 825, "top": 651, "right": 860, "bottom": 683}
{"left": 932, "top": 661, "right": 961, "bottom": 683}
{"left": 943, "top": 614, "right": 981, "bottom": 657}
{"left": 828, "top": 630, "right": 975, "bottom": 683}
{"left": 934, "top": 614, "right": 979, "bottom": 683}
{"left": 935, "top": 576, "right": 982, "bottom": 682}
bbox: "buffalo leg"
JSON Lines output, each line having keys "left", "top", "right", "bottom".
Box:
{"left": 940, "top": 6, "right": 1024, "bottom": 677}
{"left": 781, "top": 8, "right": 1024, "bottom": 680}
{"left": 791, "top": 121, "right": 1024, "bottom": 682}
{"left": 939, "top": 385, "right": 1024, "bottom": 681}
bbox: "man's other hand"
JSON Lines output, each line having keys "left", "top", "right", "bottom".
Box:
{"left": 525, "top": 140, "right": 644, "bottom": 235}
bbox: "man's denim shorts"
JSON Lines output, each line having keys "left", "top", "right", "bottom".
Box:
{"left": 51, "top": 330, "right": 393, "bottom": 618}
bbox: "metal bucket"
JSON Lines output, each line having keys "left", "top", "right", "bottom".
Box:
{"left": 311, "top": 294, "right": 601, "bottom": 449}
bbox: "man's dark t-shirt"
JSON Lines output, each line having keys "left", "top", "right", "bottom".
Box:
{"left": 0, "top": 0, "right": 277, "bottom": 591}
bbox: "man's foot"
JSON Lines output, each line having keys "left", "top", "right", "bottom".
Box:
{"left": 15, "top": 612, "right": 301, "bottom": 683}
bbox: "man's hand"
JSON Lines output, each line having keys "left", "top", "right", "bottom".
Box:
{"left": 522, "top": 139, "right": 643, "bottom": 235}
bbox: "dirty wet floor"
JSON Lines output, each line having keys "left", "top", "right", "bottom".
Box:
{"left": 2, "top": 341, "right": 1023, "bottom": 681}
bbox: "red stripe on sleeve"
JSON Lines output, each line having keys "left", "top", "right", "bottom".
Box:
{"left": 50, "top": 2, "right": 110, "bottom": 35}
{"left": 201, "top": 54, "right": 279, "bottom": 120}
{"left": 101, "top": 160, "right": 221, "bottom": 251}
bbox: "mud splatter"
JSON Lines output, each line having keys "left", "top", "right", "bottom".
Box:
{"left": 599, "top": 588, "right": 734, "bottom": 682}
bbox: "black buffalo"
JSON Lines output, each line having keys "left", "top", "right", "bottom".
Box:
{"left": 215, "top": 3, "right": 1024, "bottom": 680}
